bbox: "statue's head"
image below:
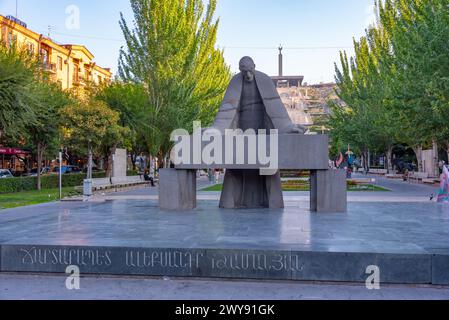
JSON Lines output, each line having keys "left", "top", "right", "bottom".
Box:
{"left": 239, "top": 56, "right": 256, "bottom": 83}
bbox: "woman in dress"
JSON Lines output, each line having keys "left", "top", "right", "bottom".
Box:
{"left": 437, "top": 165, "right": 449, "bottom": 203}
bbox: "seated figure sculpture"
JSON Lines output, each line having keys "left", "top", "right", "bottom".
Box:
{"left": 211, "top": 57, "right": 306, "bottom": 209}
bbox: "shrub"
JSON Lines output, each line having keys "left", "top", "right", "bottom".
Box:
{"left": 0, "top": 173, "right": 105, "bottom": 194}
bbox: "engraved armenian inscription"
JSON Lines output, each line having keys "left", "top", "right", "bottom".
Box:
{"left": 7, "top": 246, "right": 305, "bottom": 276}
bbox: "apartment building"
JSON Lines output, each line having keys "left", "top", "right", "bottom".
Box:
{"left": 0, "top": 14, "right": 112, "bottom": 91}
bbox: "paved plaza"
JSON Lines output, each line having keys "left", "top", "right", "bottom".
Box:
{"left": 0, "top": 198, "right": 448, "bottom": 253}
{"left": 1, "top": 274, "right": 448, "bottom": 300}
{"left": 0, "top": 174, "right": 448, "bottom": 298}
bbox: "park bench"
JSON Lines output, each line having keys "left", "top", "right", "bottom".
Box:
{"left": 385, "top": 173, "right": 403, "bottom": 179}
{"left": 348, "top": 178, "right": 376, "bottom": 185}
{"left": 369, "top": 169, "right": 388, "bottom": 175}
{"left": 408, "top": 172, "right": 429, "bottom": 183}
{"left": 423, "top": 178, "right": 440, "bottom": 185}
{"left": 75, "top": 176, "right": 150, "bottom": 193}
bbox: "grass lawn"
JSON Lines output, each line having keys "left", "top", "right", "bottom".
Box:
{"left": 201, "top": 182, "right": 390, "bottom": 192}
{"left": 0, "top": 187, "right": 81, "bottom": 210}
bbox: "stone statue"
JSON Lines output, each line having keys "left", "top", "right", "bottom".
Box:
{"left": 212, "top": 57, "right": 306, "bottom": 209}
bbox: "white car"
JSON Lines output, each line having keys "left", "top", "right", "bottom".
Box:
{"left": 0, "top": 169, "right": 14, "bottom": 178}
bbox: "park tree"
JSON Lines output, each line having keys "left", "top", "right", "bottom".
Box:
{"left": 329, "top": 0, "right": 449, "bottom": 173}
{"left": 0, "top": 43, "right": 37, "bottom": 141}
{"left": 379, "top": 0, "right": 449, "bottom": 172}
{"left": 96, "top": 81, "right": 149, "bottom": 169}
{"left": 59, "top": 98, "right": 128, "bottom": 179}
{"left": 25, "top": 82, "right": 71, "bottom": 190}
{"left": 118, "top": 0, "right": 231, "bottom": 165}
{"left": 330, "top": 23, "right": 396, "bottom": 172}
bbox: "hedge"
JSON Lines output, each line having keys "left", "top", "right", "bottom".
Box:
{"left": 127, "top": 170, "right": 139, "bottom": 176}
{"left": 0, "top": 172, "right": 106, "bottom": 194}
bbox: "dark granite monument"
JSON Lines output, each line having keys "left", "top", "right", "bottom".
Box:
{"left": 215, "top": 57, "right": 305, "bottom": 209}
{"left": 160, "top": 57, "right": 347, "bottom": 213}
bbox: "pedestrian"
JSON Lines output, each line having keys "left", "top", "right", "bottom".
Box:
{"left": 214, "top": 169, "right": 221, "bottom": 183}
{"left": 437, "top": 165, "right": 449, "bottom": 203}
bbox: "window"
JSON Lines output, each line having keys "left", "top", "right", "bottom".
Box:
{"left": 73, "top": 65, "right": 79, "bottom": 82}
{"left": 7, "top": 32, "right": 16, "bottom": 47}
{"left": 27, "top": 42, "right": 35, "bottom": 55}
{"left": 40, "top": 48, "right": 49, "bottom": 65}
{"left": 57, "top": 56, "right": 63, "bottom": 71}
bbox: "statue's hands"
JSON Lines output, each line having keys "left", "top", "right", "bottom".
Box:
{"left": 282, "top": 124, "right": 307, "bottom": 134}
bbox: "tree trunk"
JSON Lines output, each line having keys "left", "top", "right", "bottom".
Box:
{"left": 87, "top": 142, "right": 93, "bottom": 180}
{"left": 361, "top": 148, "right": 369, "bottom": 173}
{"left": 445, "top": 141, "right": 449, "bottom": 167}
{"left": 432, "top": 139, "right": 439, "bottom": 178}
{"left": 131, "top": 153, "right": 137, "bottom": 171}
{"left": 36, "top": 143, "right": 45, "bottom": 191}
{"left": 412, "top": 145, "right": 423, "bottom": 172}
{"left": 386, "top": 146, "right": 394, "bottom": 173}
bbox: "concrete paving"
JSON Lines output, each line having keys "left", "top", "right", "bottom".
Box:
{"left": 1, "top": 198, "right": 449, "bottom": 254}
{"left": 0, "top": 273, "right": 448, "bottom": 300}
{"left": 76, "top": 173, "right": 440, "bottom": 203}
{"left": 1, "top": 173, "right": 447, "bottom": 299}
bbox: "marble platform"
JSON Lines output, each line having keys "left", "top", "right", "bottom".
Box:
{"left": 0, "top": 200, "right": 448, "bottom": 285}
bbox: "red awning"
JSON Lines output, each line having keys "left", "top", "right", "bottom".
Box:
{"left": 0, "top": 148, "right": 30, "bottom": 155}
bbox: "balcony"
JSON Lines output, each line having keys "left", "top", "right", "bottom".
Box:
{"left": 42, "top": 62, "right": 56, "bottom": 74}
{"left": 72, "top": 74, "right": 87, "bottom": 86}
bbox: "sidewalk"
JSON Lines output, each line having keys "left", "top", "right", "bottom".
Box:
{"left": 69, "top": 173, "right": 439, "bottom": 203}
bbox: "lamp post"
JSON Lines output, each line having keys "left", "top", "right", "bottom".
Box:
{"left": 58, "top": 150, "right": 62, "bottom": 200}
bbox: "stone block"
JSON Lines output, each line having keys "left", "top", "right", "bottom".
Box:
{"left": 291, "top": 251, "right": 431, "bottom": 284}
{"left": 112, "top": 148, "right": 127, "bottom": 178}
{"left": 432, "top": 254, "right": 449, "bottom": 285}
{"left": 0, "top": 245, "right": 206, "bottom": 277}
{"left": 159, "top": 169, "right": 197, "bottom": 210}
{"left": 175, "top": 134, "right": 329, "bottom": 170}
{"left": 200, "top": 249, "right": 293, "bottom": 280}
{"left": 311, "top": 169, "right": 347, "bottom": 213}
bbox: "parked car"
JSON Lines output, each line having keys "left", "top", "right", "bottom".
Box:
{"left": 52, "top": 166, "right": 82, "bottom": 174}
{"left": 24, "top": 167, "right": 52, "bottom": 177}
{"left": 0, "top": 169, "right": 14, "bottom": 179}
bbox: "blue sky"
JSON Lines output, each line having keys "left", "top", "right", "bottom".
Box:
{"left": 0, "top": 0, "right": 375, "bottom": 83}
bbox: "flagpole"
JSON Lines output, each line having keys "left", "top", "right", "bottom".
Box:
{"left": 15, "top": 0, "right": 18, "bottom": 18}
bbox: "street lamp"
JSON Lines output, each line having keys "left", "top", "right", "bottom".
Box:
{"left": 58, "top": 149, "right": 62, "bottom": 200}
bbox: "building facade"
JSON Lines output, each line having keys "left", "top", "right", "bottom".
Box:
{"left": 0, "top": 15, "right": 112, "bottom": 173}
{"left": 0, "top": 15, "right": 112, "bottom": 91}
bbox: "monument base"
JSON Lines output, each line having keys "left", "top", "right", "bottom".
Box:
{"left": 0, "top": 200, "right": 448, "bottom": 285}
{"left": 159, "top": 169, "right": 196, "bottom": 210}
{"left": 311, "top": 169, "right": 347, "bottom": 213}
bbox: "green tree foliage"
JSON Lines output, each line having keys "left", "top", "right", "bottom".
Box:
{"left": 0, "top": 43, "right": 37, "bottom": 139}
{"left": 59, "top": 98, "right": 129, "bottom": 178}
{"left": 329, "top": 0, "right": 449, "bottom": 171}
{"left": 96, "top": 82, "right": 148, "bottom": 165}
{"left": 118, "top": 0, "right": 231, "bottom": 163}
{"left": 25, "top": 82, "right": 71, "bottom": 189}
{"left": 0, "top": 43, "right": 72, "bottom": 189}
